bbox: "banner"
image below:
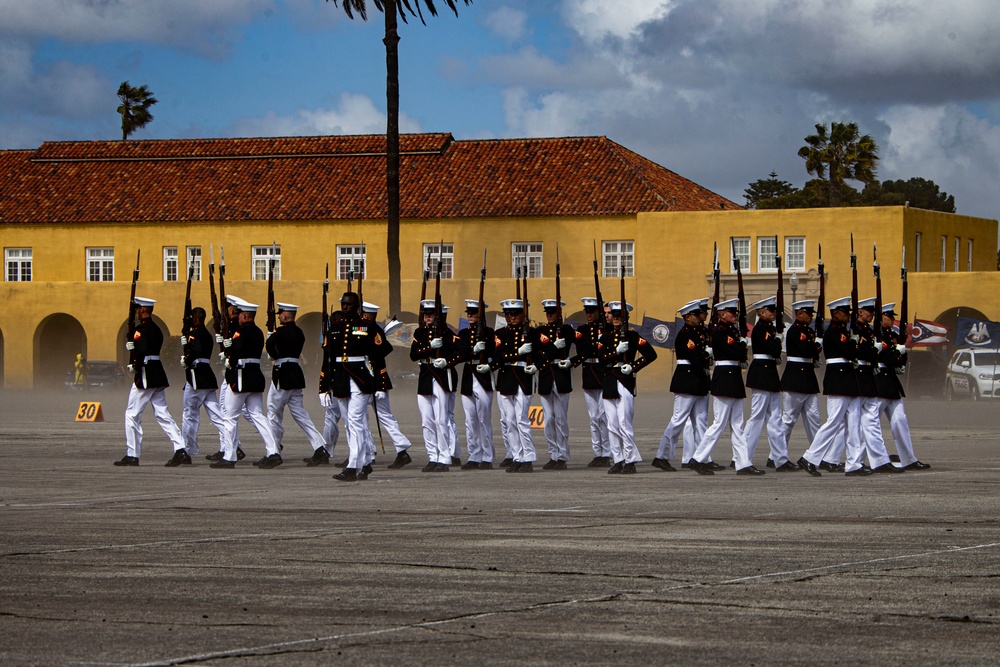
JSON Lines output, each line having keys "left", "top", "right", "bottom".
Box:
{"left": 637, "top": 315, "right": 685, "bottom": 348}
{"left": 954, "top": 317, "right": 1000, "bottom": 348}
{"left": 908, "top": 318, "right": 950, "bottom": 347}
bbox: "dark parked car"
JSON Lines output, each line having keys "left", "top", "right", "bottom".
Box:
{"left": 65, "top": 361, "right": 127, "bottom": 391}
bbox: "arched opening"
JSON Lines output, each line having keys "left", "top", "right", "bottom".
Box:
{"left": 0, "top": 327, "right": 5, "bottom": 388}
{"left": 903, "top": 306, "right": 990, "bottom": 397}
{"left": 116, "top": 314, "right": 174, "bottom": 368}
{"left": 33, "top": 314, "right": 87, "bottom": 387}
{"left": 295, "top": 312, "right": 325, "bottom": 380}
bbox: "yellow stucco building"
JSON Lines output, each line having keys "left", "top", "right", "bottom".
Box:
{"left": 1, "top": 134, "right": 996, "bottom": 388}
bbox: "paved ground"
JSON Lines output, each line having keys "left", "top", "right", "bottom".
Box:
{"left": 1, "top": 386, "right": 999, "bottom": 666}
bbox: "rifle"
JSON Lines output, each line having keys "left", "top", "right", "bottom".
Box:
{"left": 266, "top": 239, "right": 277, "bottom": 334}
{"left": 900, "top": 245, "right": 909, "bottom": 350}
{"left": 850, "top": 233, "right": 859, "bottom": 333}
{"left": 873, "top": 243, "right": 882, "bottom": 341}
{"left": 731, "top": 237, "right": 748, "bottom": 337}
{"left": 357, "top": 243, "right": 365, "bottom": 307}
{"left": 521, "top": 250, "right": 529, "bottom": 324}
{"left": 619, "top": 249, "right": 629, "bottom": 333}
{"left": 218, "top": 246, "right": 229, "bottom": 341}
{"left": 709, "top": 242, "right": 720, "bottom": 335}
{"left": 434, "top": 241, "right": 444, "bottom": 351}
{"left": 774, "top": 235, "right": 785, "bottom": 333}
{"left": 478, "top": 248, "right": 489, "bottom": 364}
{"left": 322, "top": 262, "right": 330, "bottom": 340}
{"left": 555, "top": 244, "right": 563, "bottom": 327}
{"left": 347, "top": 267, "right": 354, "bottom": 294}
{"left": 420, "top": 248, "right": 431, "bottom": 303}
{"left": 816, "top": 243, "right": 826, "bottom": 335}
{"left": 208, "top": 244, "right": 222, "bottom": 336}
{"left": 593, "top": 240, "right": 606, "bottom": 332}
{"left": 515, "top": 262, "right": 522, "bottom": 300}
{"left": 181, "top": 255, "right": 195, "bottom": 365}
{"left": 127, "top": 250, "right": 140, "bottom": 369}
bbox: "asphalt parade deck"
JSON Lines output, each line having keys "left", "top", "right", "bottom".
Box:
{"left": 1, "top": 387, "right": 998, "bottom": 666}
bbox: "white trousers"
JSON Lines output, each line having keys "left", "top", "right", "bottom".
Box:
{"left": 266, "top": 386, "right": 326, "bottom": 453}
{"left": 744, "top": 389, "right": 784, "bottom": 463}
{"left": 604, "top": 382, "right": 640, "bottom": 464}
{"left": 418, "top": 382, "right": 455, "bottom": 464}
{"left": 879, "top": 398, "right": 917, "bottom": 466}
{"left": 373, "top": 390, "right": 412, "bottom": 453}
{"left": 124, "top": 385, "right": 185, "bottom": 459}
{"left": 222, "top": 391, "right": 279, "bottom": 462}
{"left": 462, "top": 380, "right": 495, "bottom": 463}
{"left": 823, "top": 396, "right": 890, "bottom": 470}
{"left": 583, "top": 388, "right": 612, "bottom": 457}
{"left": 335, "top": 379, "right": 371, "bottom": 470}
{"left": 779, "top": 392, "right": 821, "bottom": 466}
{"left": 181, "top": 385, "right": 226, "bottom": 456}
{"left": 801, "top": 396, "right": 861, "bottom": 470}
{"left": 692, "top": 396, "right": 750, "bottom": 469}
{"left": 499, "top": 388, "right": 536, "bottom": 463}
{"left": 219, "top": 382, "right": 253, "bottom": 449}
{"left": 447, "top": 391, "right": 459, "bottom": 459}
{"left": 682, "top": 395, "right": 710, "bottom": 462}
{"left": 656, "top": 393, "right": 701, "bottom": 461}
{"left": 322, "top": 396, "right": 340, "bottom": 456}
{"left": 541, "top": 389, "right": 571, "bottom": 462}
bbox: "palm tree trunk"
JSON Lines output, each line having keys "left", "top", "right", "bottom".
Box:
{"left": 383, "top": 4, "right": 402, "bottom": 315}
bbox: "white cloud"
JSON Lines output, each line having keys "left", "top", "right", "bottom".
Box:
{"left": 482, "top": 7, "right": 528, "bottom": 42}
{"left": 228, "top": 92, "right": 422, "bottom": 137}
{"left": 0, "top": 40, "right": 108, "bottom": 117}
{"left": 563, "top": 0, "right": 674, "bottom": 42}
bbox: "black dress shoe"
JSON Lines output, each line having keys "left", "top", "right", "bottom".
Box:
{"left": 729, "top": 460, "right": 736, "bottom": 469}
{"left": 819, "top": 461, "right": 845, "bottom": 473}
{"left": 797, "top": 457, "right": 822, "bottom": 477}
{"left": 872, "top": 463, "right": 905, "bottom": 474}
{"left": 362, "top": 463, "right": 373, "bottom": 475}
{"left": 478, "top": 462, "right": 494, "bottom": 470}
{"left": 333, "top": 468, "right": 358, "bottom": 482}
{"left": 499, "top": 457, "right": 514, "bottom": 468}
{"left": 587, "top": 456, "right": 604, "bottom": 467}
{"left": 542, "top": 459, "right": 559, "bottom": 470}
{"left": 252, "top": 456, "right": 267, "bottom": 467}
{"left": 113, "top": 455, "right": 139, "bottom": 467}
{"left": 551, "top": 460, "right": 568, "bottom": 470}
{"left": 205, "top": 451, "right": 224, "bottom": 461}
{"left": 357, "top": 469, "right": 370, "bottom": 481}
{"left": 705, "top": 461, "right": 726, "bottom": 471}
{"left": 432, "top": 463, "right": 450, "bottom": 472}
{"left": 236, "top": 448, "right": 246, "bottom": 461}
{"left": 680, "top": 462, "right": 690, "bottom": 469}
{"left": 258, "top": 454, "right": 283, "bottom": 469}
{"left": 736, "top": 465, "right": 766, "bottom": 476}
{"left": 461, "top": 461, "right": 480, "bottom": 470}
{"left": 607, "top": 461, "right": 624, "bottom": 474}
{"left": 889, "top": 454, "right": 901, "bottom": 463}
{"left": 333, "top": 460, "right": 348, "bottom": 468}
{"left": 421, "top": 462, "right": 438, "bottom": 472}
{"left": 452, "top": 456, "right": 461, "bottom": 466}
{"left": 651, "top": 458, "right": 677, "bottom": 472}
{"left": 845, "top": 466, "right": 875, "bottom": 476}
{"left": 505, "top": 461, "right": 521, "bottom": 472}
{"left": 766, "top": 458, "right": 775, "bottom": 468}
{"left": 688, "top": 460, "right": 715, "bottom": 476}
{"left": 164, "top": 450, "right": 191, "bottom": 467}
{"left": 621, "top": 462, "right": 637, "bottom": 474}
{"left": 512, "top": 462, "right": 533, "bottom": 473}
{"left": 305, "top": 448, "right": 331, "bottom": 466}
{"left": 904, "top": 460, "right": 931, "bottom": 470}
{"left": 209, "top": 459, "right": 236, "bottom": 469}
{"left": 387, "top": 450, "right": 412, "bottom": 469}
{"left": 775, "top": 461, "right": 801, "bottom": 472}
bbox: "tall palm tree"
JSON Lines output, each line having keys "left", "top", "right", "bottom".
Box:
{"left": 330, "top": 0, "right": 472, "bottom": 316}
{"left": 797, "top": 121, "right": 879, "bottom": 207}
{"left": 116, "top": 81, "right": 158, "bottom": 141}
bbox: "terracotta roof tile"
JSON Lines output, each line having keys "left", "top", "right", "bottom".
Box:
{"left": 1, "top": 134, "right": 740, "bottom": 224}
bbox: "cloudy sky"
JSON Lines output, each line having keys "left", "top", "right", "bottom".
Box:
{"left": 2, "top": 0, "right": 999, "bottom": 219}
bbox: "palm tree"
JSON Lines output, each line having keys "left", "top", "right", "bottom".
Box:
{"left": 330, "top": 0, "right": 472, "bottom": 316}
{"left": 116, "top": 81, "right": 158, "bottom": 141}
{"left": 797, "top": 121, "right": 879, "bottom": 207}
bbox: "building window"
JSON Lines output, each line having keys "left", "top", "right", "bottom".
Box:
{"left": 954, "top": 237, "right": 961, "bottom": 272}
{"left": 512, "top": 242, "right": 543, "bottom": 278}
{"left": 251, "top": 245, "right": 281, "bottom": 281}
{"left": 730, "top": 237, "right": 750, "bottom": 272}
{"left": 422, "top": 243, "right": 454, "bottom": 279}
{"left": 940, "top": 235, "right": 947, "bottom": 272}
{"left": 336, "top": 245, "right": 365, "bottom": 280}
{"left": 967, "top": 239, "right": 974, "bottom": 272}
{"left": 186, "top": 246, "right": 202, "bottom": 281}
{"left": 87, "top": 247, "right": 114, "bottom": 282}
{"left": 602, "top": 241, "right": 634, "bottom": 277}
{"left": 5, "top": 248, "right": 32, "bottom": 282}
{"left": 757, "top": 236, "right": 778, "bottom": 272}
{"left": 915, "top": 233, "right": 922, "bottom": 271}
{"left": 784, "top": 237, "right": 805, "bottom": 271}
{"left": 163, "top": 247, "right": 179, "bottom": 282}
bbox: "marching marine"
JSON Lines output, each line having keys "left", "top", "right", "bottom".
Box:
{"left": 875, "top": 303, "right": 929, "bottom": 470}
{"left": 179, "top": 306, "right": 227, "bottom": 460}
{"left": 536, "top": 299, "right": 575, "bottom": 469}
{"left": 743, "top": 296, "right": 793, "bottom": 470}
{"left": 456, "top": 299, "right": 496, "bottom": 469}
{"left": 777, "top": 300, "right": 823, "bottom": 469}
{"left": 493, "top": 298, "right": 544, "bottom": 472}
{"left": 361, "top": 303, "right": 413, "bottom": 469}
{"left": 571, "top": 297, "right": 612, "bottom": 467}
{"left": 410, "top": 299, "right": 461, "bottom": 472}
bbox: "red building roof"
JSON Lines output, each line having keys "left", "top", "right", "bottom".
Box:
{"left": 0, "top": 133, "right": 741, "bottom": 224}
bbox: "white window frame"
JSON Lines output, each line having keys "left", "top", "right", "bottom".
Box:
{"left": 915, "top": 233, "right": 922, "bottom": 272}
{"left": 86, "top": 247, "right": 115, "bottom": 282}
{"left": 954, "top": 237, "right": 961, "bottom": 272}
{"left": 336, "top": 245, "right": 365, "bottom": 281}
{"left": 163, "top": 246, "right": 179, "bottom": 282}
{"left": 4, "top": 247, "right": 32, "bottom": 282}
{"left": 602, "top": 241, "right": 635, "bottom": 278}
{"left": 941, "top": 235, "right": 947, "bottom": 272}
{"left": 512, "top": 242, "right": 543, "bottom": 278}
{"left": 785, "top": 236, "right": 806, "bottom": 271}
{"left": 422, "top": 243, "right": 454, "bottom": 279}
{"left": 967, "top": 239, "right": 974, "bottom": 272}
{"left": 757, "top": 236, "right": 778, "bottom": 273}
{"left": 251, "top": 245, "right": 281, "bottom": 281}
{"left": 730, "top": 237, "right": 750, "bottom": 272}
{"left": 186, "top": 246, "right": 202, "bottom": 281}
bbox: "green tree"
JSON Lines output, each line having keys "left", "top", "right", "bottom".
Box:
{"left": 116, "top": 81, "right": 158, "bottom": 141}
{"left": 743, "top": 171, "right": 797, "bottom": 209}
{"left": 756, "top": 179, "right": 833, "bottom": 209}
{"left": 881, "top": 177, "right": 956, "bottom": 212}
{"left": 797, "top": 121, "right": 879, "bottom": 207}
{"left": 330, "top": 0, "right": 472, "bottom": 316}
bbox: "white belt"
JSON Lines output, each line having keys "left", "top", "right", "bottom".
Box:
{"left": 827, "top": 358, "right": 850, "bottom": 364}
{"left": 715, "top": 360, "right": 740, "bottom": 366}
{"left": 505, "top": 361, "right": 527, "bottom": 367}
{"left": 856, "top": 360, "right": 871, "bottom": 366}
{"left": 877, "top": 363, "right": 889, "bottom": 370}
{"left": 340, "top": 356, "right": 366, "bottom": 363}
{"left": 583, "top": 358, "right": 600, "bottom": 364}
{"left": 274, "top": 357, "right": 299, "bottom": 366}
{"left": 143, "top": 355, "right": 160, "bottom": 362}
{"left": 752, "top": 354, "right": 775, "bottom": 361}
{"left": 676, "top": 359, "right": 692, "bottom": 365}
{"left": 193, "top": 357, "right": 212, "bottom": 365}
{"left": 237, "top": 358, "right": 260, "bottom": 367}
{"left": 787, "top": 356, "right": 812, "bottom": 364}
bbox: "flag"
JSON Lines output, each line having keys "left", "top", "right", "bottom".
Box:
{"left": 954, "top": 317, "right": 1000, "bottom": 348}
{"left": 637, "top": 315, "right": 684, "bottom": 348}
{"left": 908, "top": 318, "right": 950, "bottom": 347}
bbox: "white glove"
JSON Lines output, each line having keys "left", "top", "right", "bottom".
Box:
{"left": 554, "top": 338, "right": 567, "bottom": 349}
{"left": 850, "top": 334, "right": 860, "bottom": 343}
{"left": 518, "top": 342, "right": 533, "bottom": 356}
{"left": 705, "top": 346, "right": 714, "bottom": 358}
{"left": 318, "top": 393, "right": 332, "bottom": 408}
{"left": 215, "top": 334, "right": 224, "bottom": 344}
{"left": 476, "top": 364, "right": 491, "bottom": 374}
{"left": 266, "top": 331, "right": 274, "bottom": 339}
{"left": 896, "top": 344, "right": 906, "bottom": 355}
{"left": 432, "top": 357, "right": 448, "bottom": 369}
{"left": 126, "top": 364, "right": 135, "bottom": 374}
{"left": 775, "top": 333, "right": 783, "bottom": 344}
{"left": 179, "top": 336, "right": 188, "bottom": 346}
{"left": 430, "top": 337, "right": 444, "bottom": 349}
{"left": 224, "top": 358, "right": 231, "bottom": 370}
{"left": 525, "top": 364, "right": 538, "bottom": 375}
{"left": 125, "top": 341, "right": 135, "bottom": 351}
{"left": 615, "top": 341, "right": 629, "bottom": 354}
{"left": 740, "top": 337, "right": 751, "bottom": 347}
{"left": 556, "top": 359, "right": 572, "bottom": 369}
{"left": 619, "top": 363, "right": 633, "bottom": 375}
{"left": 473, "top": 341, "right": 487, "bottom": 354}
{"left": 179, "top": 356, "right": 186, "bottom": 366}
{"left": 223, "top": 338, "right": 233, "bottom": 348}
